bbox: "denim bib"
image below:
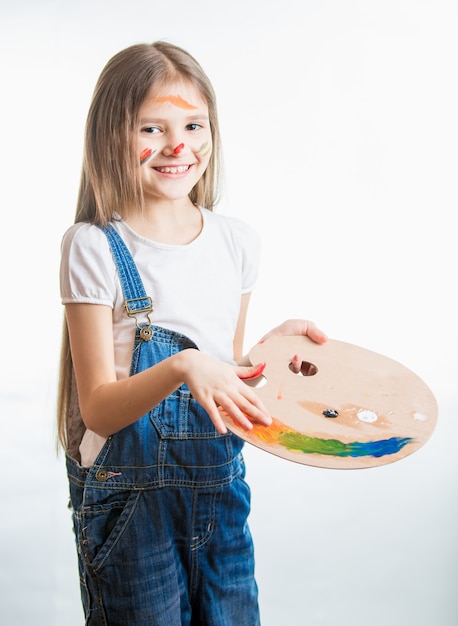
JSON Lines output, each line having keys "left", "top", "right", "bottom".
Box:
{"left": 66, "top": 224, "right": 244, "bottom": 494}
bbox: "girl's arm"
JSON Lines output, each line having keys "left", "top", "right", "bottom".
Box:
{"left": 66, "top": 302, "right": 271, "bottom": 437}
{"left": 233, "top": 293, "right": 251, "bottom": 362}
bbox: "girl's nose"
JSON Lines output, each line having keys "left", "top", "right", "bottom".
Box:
{"left": 163, "top": 142, "right": 185, "bottom": 157}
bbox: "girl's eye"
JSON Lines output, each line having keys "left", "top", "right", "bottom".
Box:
{"left": 142, "top": 126, "right": 160, "bottom": 134}
{"left": 186, "top": 123, "right": 202, "bottom": 131}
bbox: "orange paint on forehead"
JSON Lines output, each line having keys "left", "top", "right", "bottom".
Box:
{"left": 153, "top": 94, "right": 199, "bottom": 110}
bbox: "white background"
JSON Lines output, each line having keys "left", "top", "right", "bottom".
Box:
{"left": 0, "top": 1, "right": 457, "bottom": 624}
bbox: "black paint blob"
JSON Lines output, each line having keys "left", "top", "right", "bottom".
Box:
{"left": 323, "top": 409, "right": 339, "bottom": 418}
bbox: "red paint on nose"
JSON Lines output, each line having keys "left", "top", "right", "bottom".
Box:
{"left": 173, "top": 143, "right": 185, "bottom": 155}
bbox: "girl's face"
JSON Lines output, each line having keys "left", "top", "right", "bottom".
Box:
{"left": 137, "top": 80, "right": 212, "bottom": 205}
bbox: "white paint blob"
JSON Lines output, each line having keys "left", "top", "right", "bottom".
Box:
{"left": 414, "top": 412, "right": 428, "bottom": 421}
{"left": 357, "top": 409, "right": 378, "bottom": 423}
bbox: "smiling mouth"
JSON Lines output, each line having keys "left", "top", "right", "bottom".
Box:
{"left": 154, "top": 165, "right": 190, "bottom": 174}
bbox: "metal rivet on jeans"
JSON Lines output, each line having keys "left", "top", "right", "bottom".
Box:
{"left": 140, "top": 326, "right": 153, "bottom": 341}
{"left": 95, "top": 469, "right": 109, "bottom": 482}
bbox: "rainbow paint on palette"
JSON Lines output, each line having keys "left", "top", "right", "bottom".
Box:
{"left": 250, "top": 417, "right": 413, "bottom": 458}
{"left": 223, "top": 413, "right": 414, "bottom": 460}
{"left": 278, "top": 428, "right": 412, "bottom": 458}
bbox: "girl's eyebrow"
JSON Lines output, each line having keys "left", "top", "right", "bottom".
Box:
{"left": 153, "top": 94, "right": 199, "bottom": 110}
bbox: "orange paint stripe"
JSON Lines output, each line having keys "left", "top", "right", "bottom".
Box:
{"left": 218, "top": 407, "right": 285, "bottom": 445}
{"left": 154, "top": 95, "right": 198, "bottom": 110}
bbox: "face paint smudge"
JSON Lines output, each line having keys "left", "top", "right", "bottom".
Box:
{"left": 173, "top": 143, "right": 185, "bottom": 155}
{"left": 140, "top": 147, "right": 157, "bottom": 165}
{"left": 197, "top": 142, "right": 211, "bottom": 157}
{"left": 154, "top": 95, "right": 198, "bottom": 110}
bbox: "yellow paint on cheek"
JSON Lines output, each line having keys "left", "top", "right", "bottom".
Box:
{"left": 198, "top": 142, "right": 211, "bottom": 157}
{"left": 154, "top": 94, "right": 199, "bottom": 110}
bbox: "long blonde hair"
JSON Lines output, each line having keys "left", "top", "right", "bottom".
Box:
{"left": 57, "top": 41, "right": 222, "bottom": 448}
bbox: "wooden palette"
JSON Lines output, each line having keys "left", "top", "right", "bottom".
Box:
{"left": 224, "top": 336, "right": 438, "bottom": 469}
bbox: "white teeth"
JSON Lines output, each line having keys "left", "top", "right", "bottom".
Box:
{"left": 156, "top": 165, "right": 189, "bottom": 174}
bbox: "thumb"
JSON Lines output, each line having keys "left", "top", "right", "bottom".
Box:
{"left": 236, "top": 362, "right": 267, "bottom": 380}
{"left": 307, "top": 323, "right": 328, "bottom": 344}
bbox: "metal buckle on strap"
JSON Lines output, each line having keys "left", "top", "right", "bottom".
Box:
{"left": 124, "top": 296, "right": 153, "bottom": 316}
{"left": 124, "top": 297, "right": 154, "bottom": 341}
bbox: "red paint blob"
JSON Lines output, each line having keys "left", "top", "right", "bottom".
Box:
{"left": 239, "top": 362, "right": 266, "bottom": 380}
{"left": 140, "top": 147, "right": 153, "bottom": 163}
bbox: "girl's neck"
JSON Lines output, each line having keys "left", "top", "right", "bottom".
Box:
{"left": 125, "top": 199, "right": 203, "bottom": 245}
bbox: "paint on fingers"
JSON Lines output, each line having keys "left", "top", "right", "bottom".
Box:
{"left": 238, "top": 362, "right": 267, "bottom": 380}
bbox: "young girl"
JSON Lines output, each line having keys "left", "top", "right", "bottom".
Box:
{"left": 57, "top": 40, "right": 327, "bottom": 626}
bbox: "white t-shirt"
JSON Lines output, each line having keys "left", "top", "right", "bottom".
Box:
{"left": 60, "top": 207, "right": 260, "bottom": 465}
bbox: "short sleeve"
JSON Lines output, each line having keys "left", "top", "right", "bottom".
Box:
{"left": 230, "top": 217, "right": 261, "bottom": 294}
{"left": 60, "top": 222, "right": 118, "bottom": 306}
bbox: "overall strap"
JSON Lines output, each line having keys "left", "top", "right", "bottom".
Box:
{"left": 98, "top": 224, "right": 154, "bottom": 339}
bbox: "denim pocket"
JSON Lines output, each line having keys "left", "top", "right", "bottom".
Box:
{"left": 78, "top": 489, "right": 142, "bottom": 570}
{"left": 150, "top": 387, "right": 221, "bottom": 440}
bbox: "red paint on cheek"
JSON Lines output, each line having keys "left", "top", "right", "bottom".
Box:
{"left": 173, "top": 143, "right": 185, "bottom": 155}
{"left": 140, "top": 147, "right": 156, "bottom": 165}
{"left": 140, "top": 147, "right": 152, "bottom": 159}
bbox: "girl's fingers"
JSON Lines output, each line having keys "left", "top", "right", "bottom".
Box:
{"left": 258, "top": 319, "right": 328, "bottom": 345}
{"left": 217, "top": 403, "right": 254, "bottom": 431}
{"left": 217, "top": 390, "right": 271, "bottom": 432}
{"left": 208, "top": 407, "right": 228, "bottom": 434}
{"left": 306, "top": 322, "right": 328, "bottom": 344}
{"left": 289, "top": 354, "right": 302, "bottom": 373}
{"left": 237, "top": 362, "right": 266, "bottom": 380}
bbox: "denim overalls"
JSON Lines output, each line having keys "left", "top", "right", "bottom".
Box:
{"left": 65, "top": 225, "right": 260, "bottom": 626}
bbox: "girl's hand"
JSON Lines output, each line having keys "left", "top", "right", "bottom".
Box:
{"left": 258, "top": 318, "right": 328, "bottom": 374}
{"left": 179, "top": 350, "right": 272, "bottom": 434}
{"left": 259, "top": 318, "right": 328, "bottom": 345}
